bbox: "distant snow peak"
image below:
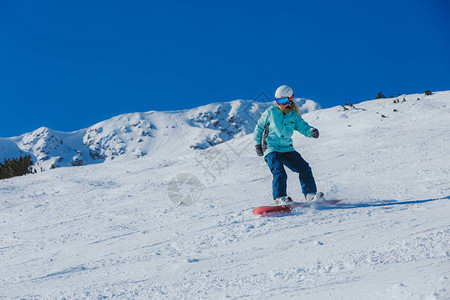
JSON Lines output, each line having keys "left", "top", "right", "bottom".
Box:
{"left": 187, "top": 101, "right": 260, "bottom": 150}
{"left": 83, "top": 116, "right": 156, "bottom": 161}
{"left": 19, "top": 127, "right": 63, "bottom": 161}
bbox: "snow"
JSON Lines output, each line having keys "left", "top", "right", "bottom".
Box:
{"left": 1, "top": 91, "right": 449, "bottom": 299}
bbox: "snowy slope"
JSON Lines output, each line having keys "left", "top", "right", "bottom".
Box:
{"left": 0, "top": 98, "right": 320, "bottom": 171}
{"left": 0, "top": 91, "right": 449, "bottom": 299}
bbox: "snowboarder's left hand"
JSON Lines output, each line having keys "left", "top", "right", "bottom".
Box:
{"left": 310, "top": 128, "right": 319, "bottom": 138}
{"left": 255, "top": 144, "right": 264, "bottom": 156}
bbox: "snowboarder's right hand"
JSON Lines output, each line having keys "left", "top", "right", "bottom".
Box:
{"left": 255, "top": 144, "right": 264, "bottom": 157}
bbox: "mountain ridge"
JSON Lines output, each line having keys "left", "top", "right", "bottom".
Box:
{"left": 0, "top": 98, "right": 320, "bottom": 171}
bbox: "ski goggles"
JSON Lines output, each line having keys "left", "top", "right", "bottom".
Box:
{"left": 275, "top": 94, "right": 293, "bottom": 105}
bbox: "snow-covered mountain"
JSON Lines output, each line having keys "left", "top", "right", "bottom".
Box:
{"left": 0, "top": 98, "right": 319, "bottom": 171}
{"left": 1, "top": 91, "right": 449, "bottom": 299}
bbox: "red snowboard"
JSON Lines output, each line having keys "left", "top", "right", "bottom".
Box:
{"left": 252, "top": 200, "right": 342, "bottom": 215}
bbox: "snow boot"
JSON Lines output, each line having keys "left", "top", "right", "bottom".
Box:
{"left": 305, "top": 192, "right": 325, "bottom": 202}
{"left": 274, "top": 196, "right": 294, "bottom": 205}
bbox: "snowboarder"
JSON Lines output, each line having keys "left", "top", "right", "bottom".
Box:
{"left": 254, "top": 85, "right": 323, "bottom": 205}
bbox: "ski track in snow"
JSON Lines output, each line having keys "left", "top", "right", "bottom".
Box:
{"left": 1, "top": 92, "right": 450, "bottom": 299}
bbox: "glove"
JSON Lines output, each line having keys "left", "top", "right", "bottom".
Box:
{"left": 310, "top": 128, "right": 319, "bottom": 138}
{"left": 255, "top": 144, "right": 264, "bottom": 157}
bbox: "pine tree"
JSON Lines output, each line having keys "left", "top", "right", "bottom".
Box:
{"left": 0, "top": 155, "right": 34, "bottom": 180}
{"left": 376, "top": 92, "right": 386, "bottom": 99}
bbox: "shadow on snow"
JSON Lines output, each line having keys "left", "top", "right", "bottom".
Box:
{"left": 259, "top": 195, "right": 449, "bottom": 217}
{"left": 328, "top": 195, "right": 450, "bottom": 210}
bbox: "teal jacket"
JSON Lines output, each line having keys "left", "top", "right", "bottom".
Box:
{"left": 254, "top": 105, "right": 315, "bottom": 157}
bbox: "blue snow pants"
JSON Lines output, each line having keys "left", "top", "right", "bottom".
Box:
{"left": 264, "top": 151, "right": 317, "bottom": 199}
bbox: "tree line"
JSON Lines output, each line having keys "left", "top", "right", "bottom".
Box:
{"left": 0, "top": 155, "right": 35, "bottom": 180}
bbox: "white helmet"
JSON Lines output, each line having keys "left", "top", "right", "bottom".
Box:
{"left": 275, "top": 85, "right": 294, "bottom": 105}
{"left": 275, "top": 85, "right": 294, "bottom": 100}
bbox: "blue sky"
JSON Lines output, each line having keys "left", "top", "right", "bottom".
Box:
{"left": 1, "top": 0, "right": 449, "bottom": 137}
